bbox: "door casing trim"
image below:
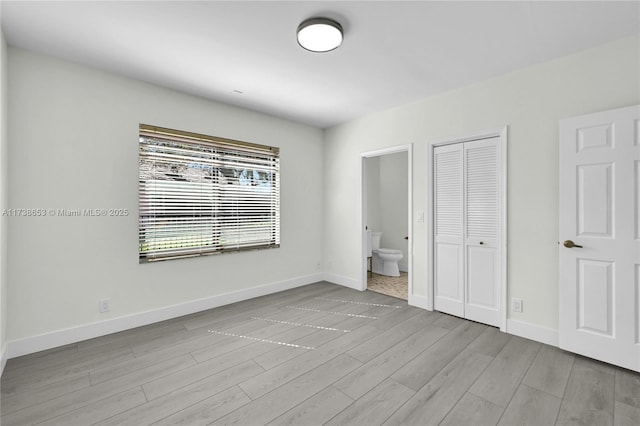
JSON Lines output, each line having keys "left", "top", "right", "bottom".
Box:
{"left": 359, "top": 144, "right": 413, "bottom": 305}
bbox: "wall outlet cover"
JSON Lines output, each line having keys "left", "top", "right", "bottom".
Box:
{"left": 511, "top": 297, "right": 523, "bottom": 313}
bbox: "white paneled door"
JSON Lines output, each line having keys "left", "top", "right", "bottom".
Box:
{"left": 559, "top": 105, "right": 640, "bottom": 372}
{"left": 434, "top": 137, "right": 501, "bottom": 327}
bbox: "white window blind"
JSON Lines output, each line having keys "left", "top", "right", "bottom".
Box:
{"left": 139, "top": 124, "right": 280, "bottom": 262}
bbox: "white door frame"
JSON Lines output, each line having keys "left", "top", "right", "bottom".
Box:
{"left": 359, "top": 145, "right": 413, "bottom": 304}
{"left": 426, "top": 127, "right": 508, "bottom": 331}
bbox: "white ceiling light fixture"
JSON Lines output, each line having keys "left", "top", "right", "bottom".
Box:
{"left": 297, "top": 17, "right": 343, "bottom": 53}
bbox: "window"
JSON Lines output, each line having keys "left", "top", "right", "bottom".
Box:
{"left": 139, "top": 124, "right": 280, "bottom": 262}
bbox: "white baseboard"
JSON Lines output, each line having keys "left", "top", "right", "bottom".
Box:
{"left": 507, "top": 318, "right": 559, "bottom": 347}
{"left": 6, "top": 273, "right": 323, "bottom": 359}
{"left": 1, "top": 343, "right": 6, "bottom": 376}
{"left": 322, "top": 273, "right": 363, "bottom": 291}
{"left": 409, "top": 294, "right": 431, "bottom": 310}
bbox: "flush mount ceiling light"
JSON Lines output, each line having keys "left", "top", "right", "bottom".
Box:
{"left": 297, "top": 17, "right": 343, "bottom": 52}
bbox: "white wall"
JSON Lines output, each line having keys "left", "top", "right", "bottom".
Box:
{"left": 324, "top": 35, "right": 640, "bottom": 331}
{"left": 364, "top": 156, "right": 380, "bottom": 233}
{"left": 0, "top": 27, "right": 8, "bottom": 371}
{"left": 7, "top": 48, "right": 324, "bottom": 347}
{"left": 379, "top": 152, "right": 408, "bottom": 271}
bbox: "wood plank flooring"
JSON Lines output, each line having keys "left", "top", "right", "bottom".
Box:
{"left": 2, "top": 282, "right": 639, "bottom": 425}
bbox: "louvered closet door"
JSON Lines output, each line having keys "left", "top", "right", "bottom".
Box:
{"left": 464, "top": 138, "right": 500, "bottom": 327}
{"left": 433, "top": 137, "right": 500, "bottom": 327}
{"left": 434, "top": 143, "right": 465, "bottom": 317}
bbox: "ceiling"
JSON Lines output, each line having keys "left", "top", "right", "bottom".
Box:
{"left": 1, "top": 1, "right": 639, "bottom": 129}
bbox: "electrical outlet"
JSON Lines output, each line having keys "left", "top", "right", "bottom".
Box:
{"left": 316, "top": 261, "right": 321, "bottom": 270}
{"left": 99, "top": 298, "right": 111, "bottom": 313}
{"left": 511, "top": 297, "right": 523, "bottom": 313}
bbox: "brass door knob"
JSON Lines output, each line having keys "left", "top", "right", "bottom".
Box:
{"left": 563, "top": 240, "right": 583, "bottom": 248}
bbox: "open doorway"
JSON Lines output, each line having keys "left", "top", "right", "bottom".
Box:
{"left": 360, "top": 145, "right": 412, "bottom": 302}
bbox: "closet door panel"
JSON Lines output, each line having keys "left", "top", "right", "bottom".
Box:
{"left": 435, "top": 241, "right": 464, "bottom": 316}
{"left": 434, "top": 144, "right": 464, "bottom": 317}
{"left": 464, "top": 138, "right": 500, "bottom": 326}
{"left": 466, "top": 245, "right": 499, "bottom": 326}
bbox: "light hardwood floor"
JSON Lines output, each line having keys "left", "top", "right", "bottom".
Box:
{"left": 1, "top": 282, "right": 639, "bottom": 425}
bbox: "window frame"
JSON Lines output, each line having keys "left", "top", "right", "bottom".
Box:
{"left": 138, "top": 124, "right": 280, "bottom": 263}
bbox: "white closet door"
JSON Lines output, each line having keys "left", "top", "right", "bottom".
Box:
{"left": 433, "top": 137, "right": 500, "bottom": 327}
{"left": 464, "top": 138, "right": 500, "bottom": 327}
{"left": 433, "top": 143, "right": 464, "bottom": 317}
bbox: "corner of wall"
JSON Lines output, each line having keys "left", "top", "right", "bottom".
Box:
{"left": 0, "top": 22, "right": 8, "bottom": 377}
{"left": 322, "top": 272, "right": 363, "bottom": 291}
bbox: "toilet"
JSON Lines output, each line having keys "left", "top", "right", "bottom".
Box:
{"left": 369, "top": 231, "right": 403, "bottom": 277}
